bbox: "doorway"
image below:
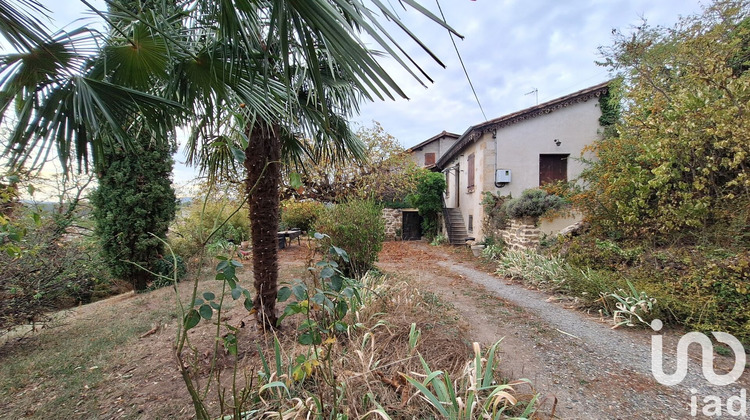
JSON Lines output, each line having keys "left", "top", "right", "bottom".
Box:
{"left": 402, "top": 211, "right": 423, "bottom": 240}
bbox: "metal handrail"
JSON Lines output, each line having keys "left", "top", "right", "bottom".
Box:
{"left": 442, "top": 195, "right": 454, "bottom": 242}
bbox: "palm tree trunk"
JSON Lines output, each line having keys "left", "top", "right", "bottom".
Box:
{"left": 245, "top": 122, "right": 281, "bottom": 330}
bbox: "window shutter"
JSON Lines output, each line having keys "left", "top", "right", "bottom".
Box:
{"left": 539, "top": 154, "right": 568, "bottom": 185}
{"left": 467, "top": 153, "right": 475, "bottom": 189}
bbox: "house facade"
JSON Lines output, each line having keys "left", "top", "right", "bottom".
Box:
{"left": 435, "top": 82, "right": 610, "bottom": 242}
{"left": 407, "top": 131, "right": 459, "bottom": 168}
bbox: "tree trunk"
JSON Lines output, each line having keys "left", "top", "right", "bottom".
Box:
{"left": 133, "top": 271, "right": 150, "bottom": 292}
{"left": 244, "top": 122, "right": 281, "bottom": 330}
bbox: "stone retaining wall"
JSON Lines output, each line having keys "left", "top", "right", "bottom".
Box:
{"left": 494, "top": 218, "right": 540, "bottom": 251}
{"left": 382, "top": 208, "right": 403, "bottom": 241}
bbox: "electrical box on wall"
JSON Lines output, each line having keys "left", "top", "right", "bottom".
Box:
{"left": 495, "top": 169, "right": 511, "bottom": 185}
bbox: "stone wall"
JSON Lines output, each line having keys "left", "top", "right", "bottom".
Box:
{"left": 495, "top": 218, "right": 540, "bottom": 251}
{"left": 382, "top": 208, "right": 403, "bottom": 241}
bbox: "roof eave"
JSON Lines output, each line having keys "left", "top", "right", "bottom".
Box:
{"left": 435, "top": 81, "right": 611, "bottom": 170}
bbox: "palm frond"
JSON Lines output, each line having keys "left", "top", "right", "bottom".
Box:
{"left": 0, "top": 0, "right": 50, "bottom": 51}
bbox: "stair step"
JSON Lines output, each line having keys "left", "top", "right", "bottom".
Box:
{"left": 443, "top": 207, "right": 469, "bottom": 246}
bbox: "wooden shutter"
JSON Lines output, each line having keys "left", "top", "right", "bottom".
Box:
{"left": 424, "top": 152, "right": 436, "bottom": 166}
{"left": 467, "top": 153, "right": 475, "bottom": 189}
{"left": 539, "top": 154, "right": 568, "bottom": 185}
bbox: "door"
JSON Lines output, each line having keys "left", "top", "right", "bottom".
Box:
{"left": 402, "top": 211, "right": 423, "bottom": 240}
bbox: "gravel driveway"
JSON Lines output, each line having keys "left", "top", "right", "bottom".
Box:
{"left": 378, "top": 241, "right": 749, "bottom": 420}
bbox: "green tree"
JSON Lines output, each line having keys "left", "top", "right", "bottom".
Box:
{"left": 580, "top": 0, "right": 750, "bottom": 244}
{"left": 408, "top": 170, "right": 446, "bottom": 239}
{"left": 314, "top": 199, "right": 385, "bottom": 278}
{"left": 283, "top": 121, "right": 420, "bottom": 204}
{"left": 87, "top": 0, "right": 179, "bottom": 291}
{"left": 90, "top": 142, "right": 176, "bottom": 290}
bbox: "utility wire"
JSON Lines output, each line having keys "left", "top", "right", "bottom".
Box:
{"left": 435, "top": 0, "right": 487, "bottom": 121}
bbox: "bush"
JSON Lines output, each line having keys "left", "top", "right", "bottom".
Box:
{"left": 281, "top": 200, "right": 324, "bottom": 232}
{"left": 480, "top": 243, "right": 504, "bottom": 262}
{"left": 0, "top": 220, "right": 117, "bottom": 334}
{"left": 496, "top": 250, "right": 568, "bottom": 287}
{"left": 314, "top": 199, "right": 385, "bottom": 277}
{"left": 578, "top": 4, "right": 750, "bottom": 244}
{"left": 90, "top": 139, "right": 176, "bottom": 291}
{"left": 430, "top": 234, "right": 447, "bottom": 246}
{"left": 148, "top": 255, "right": 188, "bottom": 291}
{"left": 636, "top": 248, "right": 750, "bottom": 344}
{"left": 481, "top": 192, "right": 510, "bottom": 231}
{"left": 558, "top": 233, "right": 750, "bottom": 345}
{"left": 407, "top": 170, "right": 446, "bottom": 239}
{"left": 502, "top": 189, "right": 565, "bottom": 220}
{"left": 170, "top": 199, "right": 250, "bottom": 259}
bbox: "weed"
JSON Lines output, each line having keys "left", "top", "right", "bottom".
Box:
{"left": 405, "top": 331, "right": 538, "bottom": 419}
{"left": 430, "top": 234, "right": 448, "bottom": 246}
{"left": 605, "top": 281, "right": 658, "bottom": 328}
{"left": 496, "top": 250, "right": 567, "bottom": 287}
{"left": 481, "top": 243, "right": 505, "bottom": 262}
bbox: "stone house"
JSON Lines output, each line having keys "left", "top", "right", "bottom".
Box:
{"left": 407, "top": 131, "right": 459, "bottom": 168}
{"left": 379, "top": 131, "right": 460, "bottom": 241}
{"left": 433, "top": 81, "right": 610, "bottom": 245}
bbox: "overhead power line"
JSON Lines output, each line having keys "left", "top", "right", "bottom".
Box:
{"left": 435, "top": 0, "right": 487, "bottom": 121}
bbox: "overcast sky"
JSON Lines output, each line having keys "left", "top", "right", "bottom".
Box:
{"left": 352, "top": 0, "right": 706, "bottom": 146}
{"left": 38, "top": 0, "right": 707, "bottom": 188}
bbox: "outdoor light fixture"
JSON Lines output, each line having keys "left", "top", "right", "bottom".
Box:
{"left": 554, "top": 139, "right": 562, "bottom": 146}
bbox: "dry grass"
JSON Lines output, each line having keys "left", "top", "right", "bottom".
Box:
{"left": 0, "top": 242, "right": 537, "bottom": 419}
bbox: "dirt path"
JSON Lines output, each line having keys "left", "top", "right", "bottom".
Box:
{"left": 377, "top": 241, "right": 749, "bottom": 420}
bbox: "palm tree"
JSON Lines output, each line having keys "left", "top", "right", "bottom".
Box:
{"left": 0, "top": 0, "right": 182, "bottom": 172}
{"left": 1, "top": 0, "right": 460, "bottom": 328}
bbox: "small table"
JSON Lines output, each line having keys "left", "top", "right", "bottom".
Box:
{"left": 278, "top": 229, "right": 302, "bottom": 248}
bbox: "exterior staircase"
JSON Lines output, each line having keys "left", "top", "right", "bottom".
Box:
{"left": 443, "top": 207, "right": 469, "bottom": 245}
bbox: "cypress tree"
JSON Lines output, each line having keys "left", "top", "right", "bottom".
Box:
{"left": 91, "top": 138, "right": 176, "bottom": 291}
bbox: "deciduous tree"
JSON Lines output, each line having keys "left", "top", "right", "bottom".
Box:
{"left": 579, "top": 0, "right": 750, "bottom": 245}
{"left": 283, "top": 122, "right": 420, "bottom": 205}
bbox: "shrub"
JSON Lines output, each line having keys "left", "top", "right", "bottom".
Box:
{"left": 481, "top": 243, "right": 504, "bottom": 262}
{"left": 407, "top": 170, "right": 446, "bottom": 239}
{"left": 170, "top": 199, "right": 250, "bottom": 259}
{"left": 314, "top": 199, "right": 385, "bottom": 277}
{"left": 0, "top": 220, "right": 117, "bottom": 334}
{"left": 481, "top": 191, "right": 510, "bottom": 231}
{"left": 148, "top": 255, "right": 188, "bottom": 290}
{"left": 90, "top": 139, "right": 176, "bottom": 291}
{"left": 562, "top": 266, "right": 624, "bottom": 307}
{"left": 281, "top": 200, "right": 324, "bottom": 232}
{"left": 555, "top": 235, "right": 642, "bottom": 270}
{"left": 578, "top": 4, "right": 750, "bottom": 244}
{"left": 430, "top": 234, "right": 447, "bottom": 246}
{"left": 496, "top": 249, "right": 568, "bottom": 287}
{"left": 638, "top": 248, "right": 750, "bottom": 343}
{"left": 558, "top": 233, "right": 750, "bottom": 344}
{"left": 502, "top": 189, "right": 565, "bottom": 220}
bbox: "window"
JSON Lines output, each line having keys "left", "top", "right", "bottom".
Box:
{"left": 424, "top": 152, "right": 436, "bottom": 166}
{"left": 539, "top": 154, "right": 569, "bottom": 185}
{"left": 467, "top": 153, "right": 475, "bottom": 190}
{"left": 468, "top": 215, "right": 474, "bottom": 232}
